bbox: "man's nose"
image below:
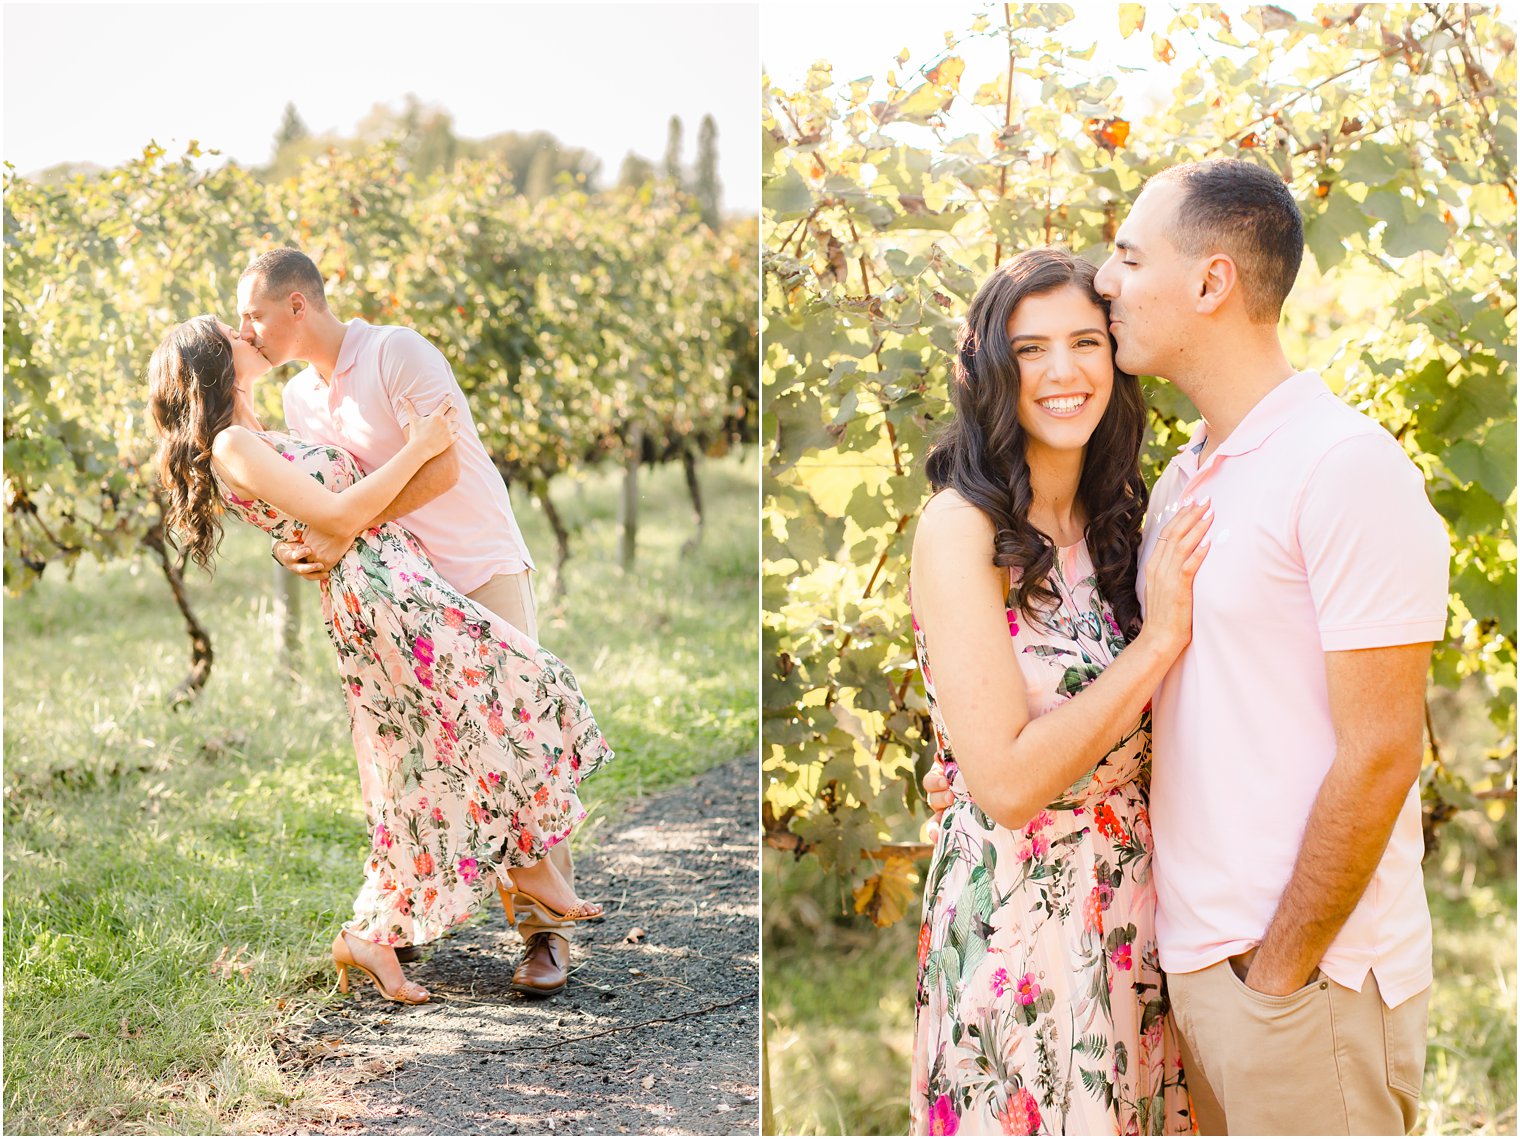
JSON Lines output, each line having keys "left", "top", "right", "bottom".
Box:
{"left": 1093, "top": 255, "right": 1117, "bottom": 300}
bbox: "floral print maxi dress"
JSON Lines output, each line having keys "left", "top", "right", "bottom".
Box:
{"left": 219, "top": 431, "right": 613, "bottom": 947}
{"left": 909, "top": 541, "right": 1190, "bottom": 1136}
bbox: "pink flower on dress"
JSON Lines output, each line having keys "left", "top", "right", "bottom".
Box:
{"left": 458, "top": 858, "right": 479, "bottom": 884}
{"left": 1015, "top": 973, "right": 1041, "bottom": 1006}
{"left": 414, "top": 664, "right": 434, "bottom": 689}
{"left": 927, "top": 1095, "right": 960, "bottom": 1135}
{"left": 515, "top": 705, "right": 532, "bottom": 723}
{"left": 1007, "top": 610, "right": 1020, "bottom": 638}
{"left": 412, "top": 636, "right": 435, "bottom": 665}
{"left": 991, "top": 967, "right": 1011, "bottom": 997}
{"left": 1111, "top": 943, "right": 1133, "bottom": 971}
{"left": 1015, "top": 835, "right": 1049, "bottom": 863}
{"left": 431, "top": 806, "right": 445, "bottom": 823}
{"left": 373, "top": 824, "right": 392, "bottom": 850}
{"left": 1023, "top": 810, "right": 1054, "bottom": 836}
{"left": 999, "top": 1088, "right": 1041, "bottom": 1136}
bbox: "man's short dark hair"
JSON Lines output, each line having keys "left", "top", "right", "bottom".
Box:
{"left": 1148, "top": 158, "right": 1304, "bottom": 323}
{"left": 242, "top": 248, "right": 328, "bottom": 310}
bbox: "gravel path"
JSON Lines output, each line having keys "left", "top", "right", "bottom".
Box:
{"left": 268, "top": 756, "right": 759, "bottom": 1135}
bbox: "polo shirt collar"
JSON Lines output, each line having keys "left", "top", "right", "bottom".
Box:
{"left": 329, "top": 318, "right": 371, "bottom": 384}
{"left": 1176, "top": 370, "right": 1326, "bottom": 465}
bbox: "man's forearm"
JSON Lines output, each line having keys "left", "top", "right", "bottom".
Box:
{"left": 360, "top": 446, "right": 460, "bottom": 531}
{"left": 1248, "top": 749, "right": 1417, "bottom": 994}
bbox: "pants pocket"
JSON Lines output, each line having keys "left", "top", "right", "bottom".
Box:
{"left": 1382, "top": 990, "right": 1428, "bottom": 1099}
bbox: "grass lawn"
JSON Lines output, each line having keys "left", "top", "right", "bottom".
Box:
{"left": 3, "top": 453, "right": 757, "bottom": 1135}
{"left": 764, "top": 840, "right": 1517, "bottom": 1136}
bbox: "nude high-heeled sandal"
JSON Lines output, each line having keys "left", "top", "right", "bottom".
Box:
{"left": 496, "top": 879, "right": 604, "bottom": 925}
{"left": 331, "top": 930, "right": 430, "bottom": 1005}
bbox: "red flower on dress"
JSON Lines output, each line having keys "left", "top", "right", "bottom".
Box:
{"left": 1082, "top": 886, "right": 1106, "bottom": 935}
{"left": 413, "top": 850, "right": 434, "bottom": 877}
{"left": 1094, "top": 802, "right": 1130, "bottom": 845}
{"left": 444, "top": 607, "right": 466, "bottom": 628}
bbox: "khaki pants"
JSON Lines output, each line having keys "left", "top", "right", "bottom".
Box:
{"left": 466, "top": 570, "right": 577, "bottom": 940}
{"left": 1169, "top": 956, "right": 1428, "bottom": 1135}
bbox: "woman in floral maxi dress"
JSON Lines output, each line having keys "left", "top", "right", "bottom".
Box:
{"left": 149, "top": 316, "right": 611, "bottom": 1004}
{"left": 908, "top": 250, "right": 1205, "bottom": 1135}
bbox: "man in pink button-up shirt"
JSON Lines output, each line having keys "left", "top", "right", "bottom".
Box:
{"left": 1093, "top": 160, "right": 1449, "bottom": 1134}
{"left": 235, "top": 249, "right": 578, "bottom": 998}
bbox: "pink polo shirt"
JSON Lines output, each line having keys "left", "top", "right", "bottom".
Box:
{"left": 1137, "top": 371, "right": 1448, "bottom": 1007}
{"left": 283, "top": 319, "right": 535, "bottom": 594}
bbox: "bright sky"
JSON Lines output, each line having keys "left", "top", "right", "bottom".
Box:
{"left": 3, "top": 2, "right": 760, "bottom": 212}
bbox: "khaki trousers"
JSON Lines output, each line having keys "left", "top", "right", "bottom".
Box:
{"left": 1168, "top": 956, "right": 1428, "bottom": 1136}
{"left": 465, "top": 570, "right": 577, "bottom": 940}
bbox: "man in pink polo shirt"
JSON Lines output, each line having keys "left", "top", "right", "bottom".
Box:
{"left": 235, "top": 248, "right": 578, "bottom": 997}
{"left": 1094, "top": 159, "right": 1449, "bottom": 1134}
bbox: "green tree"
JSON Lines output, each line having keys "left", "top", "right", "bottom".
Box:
{"left": 663, "top": 114, "right": 685, "bottom": 186}
{"left": 619, "top": 150, "right": 656, "bottom": 189}
{"left": 273, "top": 102, "right": 309, "bottom": 154}
{"left": 695, "top": 113, "right": 722, "bottom": 227}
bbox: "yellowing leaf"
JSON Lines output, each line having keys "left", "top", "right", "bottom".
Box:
{"left": 1118, "top": 4, "right": 1146, "bottom": 39}
{"left": 853, "top": 855, "right": 920, "bottom": 928}
{"left": 925, "top": 55, "right": 965, "bottom": 90}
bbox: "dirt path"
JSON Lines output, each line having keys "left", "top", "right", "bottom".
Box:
{"left": 268, "top": 756, "right": 759, "bottom": 1135}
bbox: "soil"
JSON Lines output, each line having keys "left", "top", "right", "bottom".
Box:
{"left": 265, "top": 756, "right": 759, "bottom": 1136}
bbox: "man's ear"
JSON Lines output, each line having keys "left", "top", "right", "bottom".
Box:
{"left": 1195, "top": 253, "right": 1237, "bottom": 315}
{"left": 288, "top": 290, "right": 308, "bottom": 320}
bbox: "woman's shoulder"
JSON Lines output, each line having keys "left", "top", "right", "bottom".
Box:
{"left": 916, "top": 488, "right": 996, "bottom": 546}
{"left": 913, "top": 489, "right": 1002, "bottom": 591}
{"left": 210, "top": 424, "right": 260, "bottom": 462}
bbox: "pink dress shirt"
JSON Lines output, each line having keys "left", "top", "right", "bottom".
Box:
{"left": 282, "top": 320, "right": 535, "bottom": 594}
{"left": 1137, "top": 371, "right": 1449, "bottom": 1007}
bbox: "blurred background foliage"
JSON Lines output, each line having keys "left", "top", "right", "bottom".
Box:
{"left": 761, "top": 4, "right": 1514, "bottom": 1133}
{"left": 6, "top": 107, "right": 756, "bottom": 691}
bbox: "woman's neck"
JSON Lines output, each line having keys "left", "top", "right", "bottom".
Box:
{"left": 1025, "top": 442, "right": 1086, "bottom": 547}
{"left": 230, "top": 387, "right": 265, "bottom": 433}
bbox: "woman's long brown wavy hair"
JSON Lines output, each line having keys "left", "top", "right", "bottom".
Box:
{"left": 923, "top": 247, "right": 1148, "bottom": 637}
{"left": 147, "top": 315, "right": 238, "bottom": 572}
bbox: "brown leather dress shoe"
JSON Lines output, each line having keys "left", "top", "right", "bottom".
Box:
{"left": 395, "top": 944, "right": 422, "bottom": 964}
{"left": 511, "top": 932, "right": 570, "bottom": 997}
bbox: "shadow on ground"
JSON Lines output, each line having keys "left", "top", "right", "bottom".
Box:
{"left": 266, "top": 756, "right": 759, "bottom": 1136}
